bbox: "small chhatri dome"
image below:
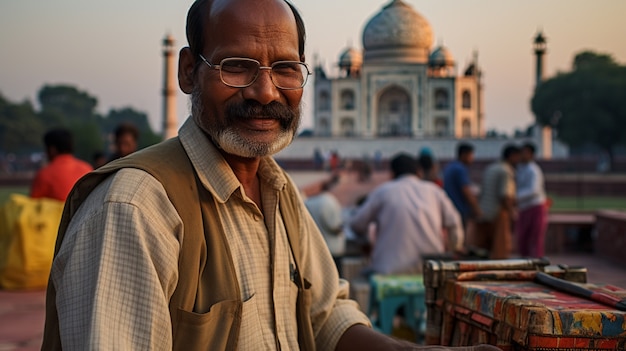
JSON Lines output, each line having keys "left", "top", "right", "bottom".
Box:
{"left": 362, "top": 0, "right": 434, "bottom": 63}
{"left": 163, "top": 33, "right": 175, "bottom": 47}
{"left": 429, "top": 45, "right": 455, "bottom": 67}
{"left": 339, "top": 47, "right": 363, "bottom": 69}
{"left": 534, "top": 31, "right": 546, "bottom": 45}
{"left": 338, "top": 46, "right": 363, "bottom": 78}
{"left": 533, "top": 30, "right": 547, "bottom": 54}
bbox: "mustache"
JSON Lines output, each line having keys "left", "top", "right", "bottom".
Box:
{"left": 225, "top": 100, "right": 299, "bottom": 128}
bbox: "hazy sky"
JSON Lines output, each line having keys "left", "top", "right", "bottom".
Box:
{"left": 1, "top": 0, "right": 624, "bottom": 135}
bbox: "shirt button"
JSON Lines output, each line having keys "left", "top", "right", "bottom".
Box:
{"left": 253, "top": 213, "right": 261, "bottom": 221}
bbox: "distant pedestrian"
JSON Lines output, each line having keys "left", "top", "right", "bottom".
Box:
{"left": 329, "top": 150, "right": 340, "bottom": 173}
{"left": 417, "top": 147, "right": 443, "bottom": 187}
{"left": 373, "top": 150, "right": 383, "bottom": 170}
{"left": 30, "top": 128, "right": 93, "bottom": 201}
{"left": 92, "top": 151, "right": 107, "bottom": 169}
{"left": 313, "top": 148, "right": 324, "bottom": 170}
{"left": 305, "top": 176, "right": 346, "bottom": 275}
{"left": 349, "top": 153, "right": 463, "bottom": 274}
{"left": 515, "top": 142, "right": 548, "bottom": 257}
{"left": 475, "top": 144, "right": 520, "bottom": 259}
{"left": 443, "top": 142, "right": 482, "bottom": 230}
{"left": 109, "top": 122, "right": 139, "bottom": 161}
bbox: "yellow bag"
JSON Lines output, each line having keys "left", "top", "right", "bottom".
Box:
{"left": 0, "top": 194, "right": 64, "bottom": 290}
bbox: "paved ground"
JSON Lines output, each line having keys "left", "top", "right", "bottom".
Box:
{"left": 1, "top": 170, "right": 625, "bottom": 350}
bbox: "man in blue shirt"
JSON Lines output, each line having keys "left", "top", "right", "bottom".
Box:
{"left": 443, "top": 143, "right": 482, "bottom": 230}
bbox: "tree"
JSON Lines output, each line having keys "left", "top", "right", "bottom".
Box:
{"left": 0, "top": 93, "right": 44, "bottom": 154}
{"left": 531, "top": 51, "right": 626, "bottom": 169}
{"left": 38, "top": 84, "right": 99, "bottom": 125}
{"left": 69, "top": 121, "right": 105, "bottom": 162}
{"left": 0, "top": 84, "right": 161, "bottom": 164}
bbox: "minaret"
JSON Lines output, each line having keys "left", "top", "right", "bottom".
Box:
{"left": 533, "top": 30, "right": 551, "bottom": 159}
{"left": 473, "top": 50, "right": 485, "bottom": 138}
{"left": 534, "top": 30, "right": 547, "bottom": 87}
{"left": 162, "top": 33, "right": 178, "bottom": 140}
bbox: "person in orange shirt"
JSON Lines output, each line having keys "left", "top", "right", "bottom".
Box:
{"left": 30, "top": 128, "right": 93, "bottom": 201}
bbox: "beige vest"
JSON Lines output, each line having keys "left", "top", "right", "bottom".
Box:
{"left": 42, "top": 138, "right": 315, "bottom": 350}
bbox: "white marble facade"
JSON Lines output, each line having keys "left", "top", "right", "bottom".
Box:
{"left": 313, "top": 0, "right": 484, "bottom": 139}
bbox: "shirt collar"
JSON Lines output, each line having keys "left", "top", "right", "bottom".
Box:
{"left": 178, "top": 117, "right": 288, "bottom": 203}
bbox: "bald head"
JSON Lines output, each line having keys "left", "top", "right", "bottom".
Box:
{"left": 186, "top": 0, "right": 306, "bottom": 60}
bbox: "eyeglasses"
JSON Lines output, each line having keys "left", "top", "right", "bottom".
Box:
{"left": 199, "top": 55, "right": 311, "bottom": 90}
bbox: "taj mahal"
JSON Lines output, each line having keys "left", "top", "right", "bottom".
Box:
{"left": 312, "top": 0, "right": 484, "bottom": 139}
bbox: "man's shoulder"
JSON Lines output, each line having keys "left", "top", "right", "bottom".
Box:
{"left": 102, "top": 139, "right": 188, "bottom": 179}
{"left": 72, "top": 157, "right": 93, "bottom": 172}
{"left": 94, "top": 168, "right": 166, "bottom": 206}
{"left": 530, "top": 161, "right": 543, "bottom": 173}
{"left": 442, "top": 162, "right": 454, "bottom": 174}
{"left": 487, "top": 161, "right": 507, "bottom": 174}
{"left": 390, "top": 175, "right": 428, "bottom": 192}
{"left": 305, "top": 192, "right": 337, "bottom": 209}
{"left": 445, "top": 161, "right": 466, "bottom": 175}
{"left": 74, "top": 141, "right": 187, "bottom": 208}
{"left": 420, "top": 178, "right": 448, "bottom": 195}
{"left": 362, "top": 178, "right": 395, "bottom": 201}
{"left": 480, "top": 163, "right": 501, "bottom": 183}
{"left": 493, "top": 165, "right": 512, "bottom": 181}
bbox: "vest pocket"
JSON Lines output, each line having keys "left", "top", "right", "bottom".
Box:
{"left": 173, "top": 298, "right": 242, "bottom": 350}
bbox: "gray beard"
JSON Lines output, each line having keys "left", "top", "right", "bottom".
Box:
{"left": 191, "top": 86, "right": 299, "bottom": 158}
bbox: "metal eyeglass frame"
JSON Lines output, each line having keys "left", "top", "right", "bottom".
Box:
{"left": 198, "top": 55, "right": 311, "bottom": 90}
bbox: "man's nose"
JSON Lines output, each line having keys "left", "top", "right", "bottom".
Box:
{"left": 242, "top": 68, "right": 281, "bottom": 105}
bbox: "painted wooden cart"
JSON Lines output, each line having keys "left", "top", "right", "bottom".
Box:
{"left": 423, "top": 259, "right": 626, "bottom": 350}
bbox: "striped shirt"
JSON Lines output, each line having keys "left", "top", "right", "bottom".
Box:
{"left": 51, "top": 117, "right": 370, "bottom": 350}
{"left": 478, "top": 161, "right": 516, "bottom": 221}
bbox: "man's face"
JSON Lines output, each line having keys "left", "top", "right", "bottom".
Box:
{"left": 509, "top": 152, "right": 522, "bottom": 167}
{"left": 461, "top": 151, "right": 474, "bottom": 165}
{"left": 189, "top": 0, "right": 303, "bottom": 158}
{"left": 115, "top": 133, "right": 137, "bottom": 158}
{"left": 521, "top": 148, "right": 533, "bottom": 163}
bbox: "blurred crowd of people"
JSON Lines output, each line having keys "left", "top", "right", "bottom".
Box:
{"left": 32, "top": 120, "right": 548, "bottom": 273}
{"left": 305, "top": 141, "right": 548, "bottom": 278}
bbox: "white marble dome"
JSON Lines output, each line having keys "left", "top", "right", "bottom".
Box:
{"left": 362, "top": 0, "right": 434, "bottom": 63}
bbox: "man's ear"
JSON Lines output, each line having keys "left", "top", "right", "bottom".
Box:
{"left": 178, "top": 47, "right": 196, "bottom": 94}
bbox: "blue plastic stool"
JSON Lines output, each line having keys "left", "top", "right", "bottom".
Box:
{"left": 368, "top": 274, "right": 426, "bottom": 335}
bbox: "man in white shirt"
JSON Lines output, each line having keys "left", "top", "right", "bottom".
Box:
{"left": 349, "top": 153, "right": 463, "bottom": 275}
{"left": 515, "top": 142, "right": 548, "bottom": 257}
